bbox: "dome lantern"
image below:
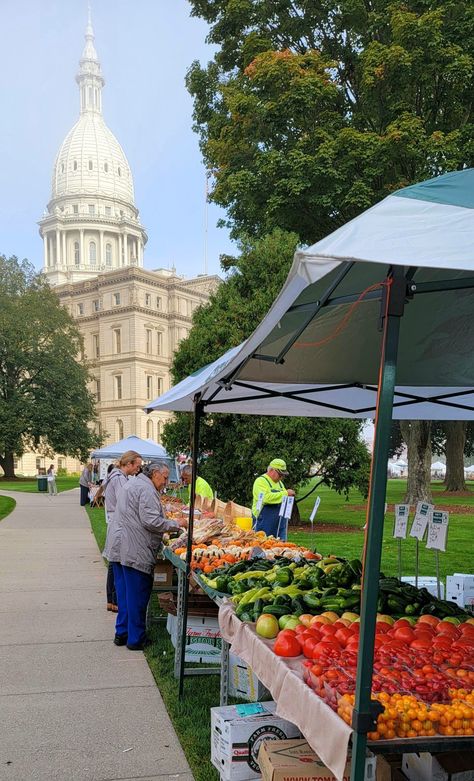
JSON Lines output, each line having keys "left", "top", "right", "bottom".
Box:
{"left": 76, "top": 3, "right": 105, "bottom": 115}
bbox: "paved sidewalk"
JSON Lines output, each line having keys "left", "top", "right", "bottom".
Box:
{"left": 0, "top": 488, "right": 193, "bottom": 781}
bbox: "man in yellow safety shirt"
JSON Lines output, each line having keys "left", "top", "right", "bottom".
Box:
{"left": 252, "top": 459, "right": 295, "bottom": 540}
{"left": 181, "top": 465, "right": 214, "bottom": 502}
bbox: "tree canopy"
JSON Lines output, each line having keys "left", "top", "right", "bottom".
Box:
{"left": 163, "top": 231, "right": 370, "bottom": 504}
{"left": 187, "top": 0, "right": 474, "bottom": 242}
{"left": 0, "top": 255, "right": 101, "bottom": 477}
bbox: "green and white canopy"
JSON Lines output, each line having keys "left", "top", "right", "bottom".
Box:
{"left": 146, "top": 169, "right": 474, "bottom": 420}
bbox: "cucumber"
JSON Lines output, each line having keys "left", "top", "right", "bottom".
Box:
{"left": 262, "top": 604, "right": 293, "bottom": 618}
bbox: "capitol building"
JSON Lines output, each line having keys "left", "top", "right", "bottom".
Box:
{"left": 15, "top": 11, "right": 218, "bottom": 476}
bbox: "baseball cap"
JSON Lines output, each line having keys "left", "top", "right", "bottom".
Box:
{"left": 269, "top": 458, "right": 288, "bottom": 475}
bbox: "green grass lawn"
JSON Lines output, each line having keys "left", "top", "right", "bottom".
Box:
{"left": 86, "top": 504, "right": 107, "bottom": 552}
{"left": 0, "top": 475, "right": 79, "bottom": 492}
{"left": 0, "top": 495, "right": 15, "bottom": 521}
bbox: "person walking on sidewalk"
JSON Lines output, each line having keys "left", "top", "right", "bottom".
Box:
{"left": 47, "top": 464, "right": 57, "bottom": 496}
{"left": 79, "top": 463, "right": 93, "bottom": 506}
{"left": 102, "top": 451, "right": 142, "bottom": 613}
{"left": 115, "top": 461, "right": 187, "bottom": 650}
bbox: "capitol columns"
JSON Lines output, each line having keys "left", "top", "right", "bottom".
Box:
{"left": 56, "top": 227, "right": 61, "bottom": 266}
{"left": 62, "top": 231, "right": 66, "bottom": 266}
{"left": 43, "top": 232, "right": 49, "bottom": 268}
{"left": 80, "top": 228, "right": 85, "bottom": 267}
{"left": 123, "top": 230, "right": 128, "bottom": 265}
{"left": 99, "top": 229, "right": 104, "bottom": 267}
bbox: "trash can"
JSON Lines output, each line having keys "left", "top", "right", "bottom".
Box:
{"left": 37, "top": 476, "right": 47, "bottom": 492}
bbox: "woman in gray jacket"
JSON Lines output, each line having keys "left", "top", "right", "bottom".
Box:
{"left": 116, "top": 461, "right": 187, "bottom": 650}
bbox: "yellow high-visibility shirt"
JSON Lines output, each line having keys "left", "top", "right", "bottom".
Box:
{"left": 188, "top": 475, "right": 214, "bottom": 502}
{"left": 252, "top": 474, "right": 288, "bottom": 517}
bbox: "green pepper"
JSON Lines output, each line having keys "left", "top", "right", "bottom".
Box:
{"left": 272, "top": 585, "right": 305, "bottom": 598}
{"left": 274, "top": 567, "right": 293, "bottom": 586}
{"left": 233, "top": 570, "right": 268, "bottom": 582}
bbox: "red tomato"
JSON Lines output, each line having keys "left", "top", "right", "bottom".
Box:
{"left": 410, "top": 638, "right": 432, "bottom": 651}
{"left": 393, "top": 619, "right": 412, "bottom": 630}
{"left": 375, "top": 622, "right": 391, "bottom": 634}
{"left": 335, "top": 628, "right": 352, "bottom": 647}
{"left": 413, "top": 630, "right": 434, "bottom": 643}
{"left": 273, "top": 631, "right": 302, "bottom": 657}
{"left": 303, "top": 637, "right": 320, "bottom": 659}
{"left": 436, "top": 622, "right": 461, "bottom": 638}
{"left": 393, "top": 626, "right": 415, "bottom": 644}
{"left": 320, "top": 624, "right": 337, "bottom": 637}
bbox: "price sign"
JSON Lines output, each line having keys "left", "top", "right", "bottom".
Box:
{"left": 283, "top": 496, "right": 294, "bottom": 519}
{"left": 426, "top": 510, "right": 449, "bottom": 551}
{"left": 393, "top": 504, "right": 410, "bottom": 539}
{"left": 409, "top": 502, "right": 433, "bottom": 540}
{"left": 279, "top": 495, "right": 288, "bottom": 519}
{"left": 255, "top": 492, "right": 264, "bottom": 515}
{"left": 310, "top": 496, "right": 321, "bottom": 522}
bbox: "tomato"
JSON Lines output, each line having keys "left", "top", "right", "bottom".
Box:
{"left": 303, "top": 636, "right": 320, "bottom": 659}
{"left": 410, "top": 638, "right": 432, "bottom": 651}
{"left": 393, "top": 619, "right": 412, "bottom": 631}
{"left": 320, "top": 624, "right": 337, "bottom": 637}
{"left": 273, "top": 630, "right": 302, "bottom": 657}
{"left": 413, "top": 630, "right": 434, "bottom": 643}
{"left": 394, "top": 626, "right": 415, "bottom": 644}
{"left": 436, "top": 622, "right": 461, "bottom": 638}
{"left": 417, "top": 615, "right": 440, "bottom": 627}
{"left": 335, "top": 628, "right": 352, "bottom": 647}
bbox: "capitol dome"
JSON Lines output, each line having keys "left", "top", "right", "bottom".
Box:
{"left": 52, "top": 113, "right": 134, "bottom": 204}
{"left": 39, "top": 8, "right": 146, "bottom": 285}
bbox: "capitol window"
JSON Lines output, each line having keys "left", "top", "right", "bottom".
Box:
{"left": 146, "top": 419, "right": 153, "bottom": 439}
{"left": 105, "top": 206, "right": 111, "bottom": 217}
{"left": 73, "top": 205, "right": 79, "bottom": 215}
{"left": 93, "top": 299, "right": 101, "bottom": 312}
{"left": 146, "top": 328, "right": 152, "bottom": 354}
{"left": 116, "top": 418, "right": 124, "bottom": 438}
{"left": 146, "top": 375, "right": 153, "bottom": 400}
{"left": 118, "top": 166, "right": 121, "bottom": 177}
{"left": 156, "top": 296, "right": 162, "bottom": 310}
{"left": 77, "top": 303, "right": 84, "bottom": 316}
{"left": 105, "top": 243, "right": 112, "bottom": 265}
{"left": 74, "top": 241, "right": 80, "bottom": 265}
{"left": 61, "top": 164, "right": 65, "bottom": 173}
{"left": 89, "top": 241, "right": 96, "bottom": 264}
{"left": 104, "top": 163, "right": 109, "bottom": 173}
{"left": 113, "top": 329, "right": 122, "bottom": 354}
{"left": 113, "top": 292, "right": 121, "bottom": 306}
{"left": 89, "top": 205, "right": 95, "bottom": 216}
{"left": 73, "top": 160, "right": 77, "bottom": 171}
{"left": 145, "top": 293, "right": 151, "bottom": 307}
{"left": 89, "top": 160, "right": 93, "bottom": 171}
{"left": 115, "top": 377, "right": 122, "bottom": 401}
{"left": 157, "top": 331, "right": 163, "bottom": 355}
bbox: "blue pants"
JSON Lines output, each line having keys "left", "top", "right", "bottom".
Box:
{"left": 112, "top": 562, "right": 128, "bottom": 637}
{"left": 122, "top": 565, "right": 154, "bottom": 647}
{"left": 253, "top": 503, "right": 287, "bottom": 541}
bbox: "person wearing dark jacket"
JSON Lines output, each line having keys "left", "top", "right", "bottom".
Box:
{"left": 115, "top": 461, "right": 187, "bottom": 650}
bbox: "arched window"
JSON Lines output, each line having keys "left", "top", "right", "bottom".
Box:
{"left": 156, "top": 421, "right": 162, "bottom": 442}
{"left": 104, "top": 162, "right": 109, "bottom": 173}
{"left": 146, "top": 419, "right": 153, "bottom": 440}
{"left": 74, "top": 241, "right": 80, "bottom": 266}
{"left": 116, "top": 419, "right": 124, "bottom": 440}
{"left": 118, "top": 166, "right": 121, "bottom": 177}
{"left": 61, "top": 163, "right": 64, "bottom": 173}
{"left": 89, "top": 241, "right": 96, "bottom": 264}
{"left": 105, "top": 243, "right": 112, "bottom": 266}
{"left": 73, "top": 160, "right": 77, "bottom": 171}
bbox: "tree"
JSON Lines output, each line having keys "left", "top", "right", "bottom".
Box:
{"left": 400, "top": 421, "right": 432, "bottom": 504}
{"left": 163, "top": 231, "right": 370, "bottom": 504}
{"left": 0, "top": 256, "right": 101, "bottom": 478}
{"left": 188, "top": 0, "right": 474, "bottom": 243}
{"left": 431, "top": 421, "right": 474, "bottom": 492}
{"left": 187, "top": 0, "right": 474, "bottom": 504}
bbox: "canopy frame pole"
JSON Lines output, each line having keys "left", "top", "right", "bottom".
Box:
{"left": 350, "top": 267, "right": 406, "bottom": 781}
{"left": 178, "top": 393, "right": 204, "bottom": 700}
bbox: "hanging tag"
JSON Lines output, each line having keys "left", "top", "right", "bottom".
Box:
{"left": 393, "top": 504, "right": 410, "bottom": 539}
{"left": 426, "top": 510, "right": 449, "bottom": 551}
{"left": 255, "top": 492, "right": 264, "bottom": 515}
{"left": 284, "top": 496, "right": 294, "bottom": 519}
{"left": 409, "top": 502, "right": 433, "bottom": 540}
{"left": 310, "top": 496, "right": 321, "bottom": 522}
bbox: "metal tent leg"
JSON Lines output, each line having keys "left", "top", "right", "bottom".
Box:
{"left": 350, "top": 270, "right": 406, "bottom": 781}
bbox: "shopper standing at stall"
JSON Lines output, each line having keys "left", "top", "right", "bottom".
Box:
{"left": 79, "top": 462, "right": 93, "bottom": 506}
{"left": 115, "top": 461, "right": 187, "bottom": 650}
{"left": 180, "top": 464, "right": 214, "bottom": 502}
{"left": 252, "top": 459, "right": 295, "bottom": 539}
{"left": 102, "top": 451, "right": 142, "bottom": 613}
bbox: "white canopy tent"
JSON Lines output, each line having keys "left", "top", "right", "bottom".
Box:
{"left": 91, "top": 435, "right": 178, "bottom": 481}
{"left": 146, "top": 170, "right": 474, "bottom": 779}
{"left": 431, "top": 460, "right": 447, "bottom": 472}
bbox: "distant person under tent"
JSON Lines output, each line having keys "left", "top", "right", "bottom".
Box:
{"left": 252, "top": 458, "right": 295, "bottom": 540}
{"left": 180, "top": 465, "right": 214, "bottom": 502}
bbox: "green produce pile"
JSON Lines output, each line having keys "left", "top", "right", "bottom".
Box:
{"left": 199, "top": 557, "right": 469, "bottom": 624}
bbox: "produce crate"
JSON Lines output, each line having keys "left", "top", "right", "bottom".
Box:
{"left": 158, "top": 590, "right": 219, "bottom": 617}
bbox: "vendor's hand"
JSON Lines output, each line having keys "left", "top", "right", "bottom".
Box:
{"left": 178, "top": 518, "right": 188, "bottom": 529}
{"left": 287, "top": 489, "right": 295, "bottom": 496}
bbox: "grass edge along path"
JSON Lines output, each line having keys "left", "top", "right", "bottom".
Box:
{"left": 0, "top": 495, "right": 16, "bottom": 522}
{"left": 0, "top": 476, "right": 79, "bottom": 493}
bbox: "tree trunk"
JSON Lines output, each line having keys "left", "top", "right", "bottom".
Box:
{"left": 289, "top": 500, "right": 301, "bottom": 527}
{"left": 0, "top": 451, "right": 16, "bottom": 479}
{"left": 400, "top": 421, "right": 432, "bottom": 504}
{"left": 444, "top": 421, "right": 468, "bottom": 492}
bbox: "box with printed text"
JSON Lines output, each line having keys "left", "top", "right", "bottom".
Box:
{"left": 257, "top": 739, "right": 376, "bottom": 781}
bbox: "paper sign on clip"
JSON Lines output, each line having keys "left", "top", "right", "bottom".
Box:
{"left": 426, "top": 510, "right": 449, "bottom": 552}
{"left": 393, "top": 504, "right": 410, "bottom": 539}
{"left": 310, "top": 496, "right": 321, "bottom": 522}
{"left": 283, "top": 496, "right": 294, "bottom": 519}
{"left": 409, "top": 502, "right": 433, "bottom": 540}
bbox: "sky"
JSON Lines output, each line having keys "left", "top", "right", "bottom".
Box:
{"left": 0, "top": 0, "right": 236, "bottom": 279}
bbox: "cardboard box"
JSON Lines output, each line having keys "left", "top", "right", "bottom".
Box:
{"left": 401, "top": 576, "right": 444, "bottom": 599}
{"left": 446, "top": 574, "right": 474, "bottom": 608}
{"left": 377, "top": 755, "right": 404, "bottom": 781}
{"left": 153, "top": 560, "right": 174, "bottom": 587}
{"left": 228, "top": 653, "right": 270, "bottom": 702}
{"left": 402, "top": 751, "right": 474, "bottom": 781}
{"left": 167, "top": 612, "right": 222, "bottom": 663}
{"left": 258, "top": 739, "right": 376, "bottom": 781}
{"left": 211, "top": 703, "right": 301, "bottom": 781}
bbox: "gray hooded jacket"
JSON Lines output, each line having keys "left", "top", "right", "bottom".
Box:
{"left": 102, "top": 468, "right": 128, "bottom": 562}
{"left": 117, "top": 472, "right": 180, "bottom": 575}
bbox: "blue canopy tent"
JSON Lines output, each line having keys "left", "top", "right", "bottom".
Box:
{"left": 146, "top": 169, "right": 474, "bottom": 780}
{"left": 91, "top": 435, "right": 178, "bottom": 482}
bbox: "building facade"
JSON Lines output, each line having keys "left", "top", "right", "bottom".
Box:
{"left": 13, "top": 10, "right": 218, "bottom": 477}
